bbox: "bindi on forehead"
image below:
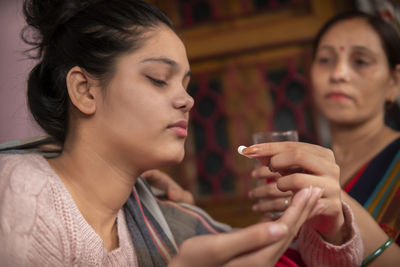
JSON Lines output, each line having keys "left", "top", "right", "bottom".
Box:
{"left": 339, "top": 46, "right": 345, "bottom": 51}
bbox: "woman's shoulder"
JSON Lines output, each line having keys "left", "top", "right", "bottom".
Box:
{"left": 0, "top": 153, "right": 52, "bottom": 196}
{"left": 0, "top": 153, "right": 57, "bottom": 231}
{"left": 0, "top": 153, "right": 70, "bottom": 265}
{"left": 381, "top": 128, "right": 400, "bottom": 148}
{"left": 0, "top": 152, "right": 49, "bottom": 170}
{"left": 374, "top": 134, "right": 400, "bottom": 162}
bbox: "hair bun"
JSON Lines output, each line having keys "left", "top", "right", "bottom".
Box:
{"left": 22, "top": 0, "right": 98, "bottom": 58}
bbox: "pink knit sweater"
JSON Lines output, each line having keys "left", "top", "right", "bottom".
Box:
{"left": 0, "top": 154, "right": 138, "bottom": 266}
{"left": 0, "top": 154, "right": 363, "bottom": 266}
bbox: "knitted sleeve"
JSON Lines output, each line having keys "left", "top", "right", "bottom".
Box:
{"left": 298, "top": 201, "right": 364, "bottom": 267}
{"left": 0, "top": 155, "right": 65, "bottom": 267}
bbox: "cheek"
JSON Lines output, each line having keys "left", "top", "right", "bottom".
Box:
{"left": 359, "top": 73, "right": 390, "bottom": 99}
{"left": 311, "top": 68, "right": 326, "bottom": 99}
{"left": 101, "top": 89, "right": 154, "bottom": 134}
{"left": 114, "top": 82, "right": 156, "bottom": 116}
{"left": 311, "top": 65, "right": 324, "bottom": 88}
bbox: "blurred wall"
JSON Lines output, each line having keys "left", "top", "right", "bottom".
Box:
{"left": 0, "top": 0, "right": 43, "bottom": 143}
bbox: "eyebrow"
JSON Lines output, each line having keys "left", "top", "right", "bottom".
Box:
{"left": 351, "top": 46, "right": 375, "bottom": 55}
{"left": 318, "top": 45, "right": 375, "bottom": 54}
{"left": 140, "top": 57, "right": 192, "bottom": 77}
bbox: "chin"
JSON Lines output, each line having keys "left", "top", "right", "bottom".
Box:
{"left": 326, "top": 115, "right": 363, "bottom": 127}
{"left": 159, "top": 148, "right": 186, "bottom": 165}
{"left": 321, "top": 107, "right": 356, "bottom": 121}
{"left": 169, "top": 151, "right": 185, "bottom": 164}
{"left": 142, "top": 154, "right": 185, "bottom": 171}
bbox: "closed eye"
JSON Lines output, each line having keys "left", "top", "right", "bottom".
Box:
{"left": 146, "top": 76, "right": 167, "bottom": 87}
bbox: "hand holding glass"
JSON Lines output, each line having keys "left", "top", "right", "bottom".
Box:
{"left": 252, "top": 130, "right": 299, "bottom": 220}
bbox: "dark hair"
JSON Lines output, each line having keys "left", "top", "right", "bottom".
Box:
{"left": 22, "top": 0, "right": 174, "bottom": 143}
{"left": 312, "top": 10, "right": 400, "bottom": 69}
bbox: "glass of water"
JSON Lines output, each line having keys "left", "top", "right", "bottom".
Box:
{"left": 251, "top": 130, "right": 298, "bottom": 219}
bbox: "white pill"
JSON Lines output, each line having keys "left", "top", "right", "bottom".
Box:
{"left": 237, "top": 145, "right": 247, "bottom": 155}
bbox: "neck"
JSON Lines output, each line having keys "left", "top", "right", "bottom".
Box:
{"left": 48, "top": 135, "right": 139, "bottom": 243}
{"left": 330, "top": 115, "right": 397, "bottom": 166}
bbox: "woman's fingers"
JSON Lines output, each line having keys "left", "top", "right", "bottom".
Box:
{"left": 166, "top": 187, "right": 195, "bottom": 205}
{"left": 171, "top": 187, "right": 322, "bottom": 267}
{"left": 269, "top": 150, "right": 339, "bottom": 178}
{"left": 278, "top": 187, "right": 322, "bottom": 229}
{"left": 253, "top": 196, "right": 292, "bottom": 213}
{"left": 242, "top": 142, "right": 331, "bottom": 160}
{"left": 276, "top": 173, "right": 340, "bottom": 198}
{"left": 223, "top": 187, "right": 323, "bottom": 267}
{"left": 171, "top": 221, "right": 289, "bottom": 267}
{"left": 250, "top": 166, "right": 292, "bottom": 213}
{"left": 141, "top": 170, "right": 195, "bottom": 204}
{"left": 251, "top": 166, "right": 281, "bottom": 180}
{"left": 249, "top": 181, "right": 291, "bottom": 199}
{"left": 141, "top": 169, "right": 175, "bottom": 190}
{"left": 241, "top": 142, "right": 345, "bottom": 246}
{"left": 277, "top": 173, "right": 344, "bottom": 241}
{"left": 242, "top": 142, "right": 338, "bottom": 177}
{"left": 215, "top": 222, "right": 289, "bottom": 261}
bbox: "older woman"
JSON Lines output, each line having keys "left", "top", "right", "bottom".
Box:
{"left": 250, "top": 11, "right": 400, "bottom": 266}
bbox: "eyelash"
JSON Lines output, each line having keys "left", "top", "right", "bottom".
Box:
{"left": 353, "top": 58, "right": 369, "bottom": 67}
{"left": 147, "top": 76, "right": 167, "bottom": 87}
{"left": 316, "top": 56, "right": 371, "bottom": 68}
{"left": 317, "top": 57, "right": 333, "bottom": 65}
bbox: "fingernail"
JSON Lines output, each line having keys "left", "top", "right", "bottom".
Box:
{"left": 301, "top": 185, "right": 311, "bottom": 199}
{"left": 244, "top": 145, "right": 259, "bottom": 155}
{"left": 296, "top": 186, "right": 312, "bottom": 201}
{"left": 307, "top": 185, "right": 313, "bottom": 198}
{"left": 268, "top": 223, "right": 288, "bottom": 238}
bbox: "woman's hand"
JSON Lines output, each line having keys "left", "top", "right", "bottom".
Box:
{"left": 249, "top": 166, "right": 292, "bottom": 218}
{"left": 242, "top": 142, "right": 346, "bottom": 245}
{"left": 169, "top": 186, "right": 323, "bottom": 267}
{"left": 141, "top": 170, "right": 195, "bottom": 205}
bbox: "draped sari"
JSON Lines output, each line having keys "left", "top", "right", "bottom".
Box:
{"left": 344, "top": 137, "right": 400, "bottom": 245}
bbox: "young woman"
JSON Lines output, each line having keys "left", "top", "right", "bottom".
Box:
{"left": 250, "top": 11, "right": 400, "bottom": 266}
{"left": 0, "top": 1, "right": 362, "bottom": 266}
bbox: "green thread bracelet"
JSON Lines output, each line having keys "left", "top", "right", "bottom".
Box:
{"left": 361, "top": 237, "right": 394, "bottom": 266}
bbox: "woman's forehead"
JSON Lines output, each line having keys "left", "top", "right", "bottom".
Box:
{"left": 319, "top": 19, "right": 383, "bottom": 51}
{"left": 128, "top": 26, "right": 189, "bottom": 69}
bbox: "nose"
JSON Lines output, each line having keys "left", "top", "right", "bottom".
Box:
{"left": 330, "top": 59, "right": 350, "bottom": 83}
{"left": 173, "top": 89, "right": 194, "bottom": 112}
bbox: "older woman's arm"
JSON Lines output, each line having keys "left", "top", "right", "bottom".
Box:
{"left": 341, "top": 192, "right": 400, "bottom": 267}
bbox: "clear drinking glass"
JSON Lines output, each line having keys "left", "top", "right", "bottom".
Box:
{"left": 252, "top": 130, "right": 299, "bottom": 219}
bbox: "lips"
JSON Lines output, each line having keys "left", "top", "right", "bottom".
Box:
{"left": 325, "top": 91, "right": 351, "bottom": 101}
{"left": 167, "top": 120, "right": 188, "bottom": 137}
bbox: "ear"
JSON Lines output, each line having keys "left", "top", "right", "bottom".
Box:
{"left": 387, "top": 64, "right": 400, "bottom": 102}
{"left": 66, "top": 66, "right": 98, "bottom": 115}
